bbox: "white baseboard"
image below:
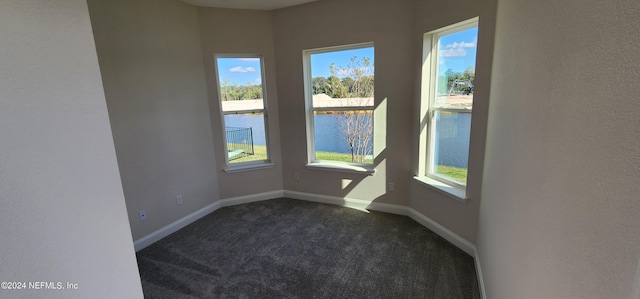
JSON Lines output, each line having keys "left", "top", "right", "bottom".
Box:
{"left": 283, "top": 190, "right": 409, "bottom": 216}
{"left": 284, "top": 189, "right": 483, "bottom": 295}
{"left": 218, "top": 190, "right": 284, "bottom": 208}
{"left": 406, "top": 208, "right": 475, "bottom": 256}
{"left": 367, "top": 201, "right": 411, "bottom": 216}
{"left": 284, "top": 190, "right": 379, "bottom": 212}
{"left": 133, "top": 189, "right": 483, "bottom": 294}
{"left": 133, "top": 190, "right": 284, "bottom": 251}
{"left": 474, "top": 248, "right": 487, "bottom": 299}
{"left": 283, "top": 190, "right": 475, "bottom": 256}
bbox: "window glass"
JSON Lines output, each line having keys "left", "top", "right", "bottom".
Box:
{"left": 216, "top": 57, "right": 269, "bottom": 164}
{"left": 306, "top": 45, "right": 374, "bottom": 164}
{"left": 434, "top": 26, "right": 477, "bottom": 109}
{"left": 432, "top": 111, "right": 472, "bottom": 183}
{"left": 425, "top": 21, "right": 478, "bottom": 187}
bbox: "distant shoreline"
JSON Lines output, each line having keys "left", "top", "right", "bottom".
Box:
{"left": 221, "top": 93, "right": 374, "bottom": 112}
{"left": 220, "top": 93, "right": 472, "bottom": 112}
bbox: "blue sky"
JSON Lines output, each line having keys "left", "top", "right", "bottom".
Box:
{"left": 437, "top": 27, "right": 478, "bottom": 74}
{"left": 310, "top": 47, "right": 374, "bottom": 78}
{"left": 216, "top": 57, "right": 262, "bottom": 86}
{"left": 216, "top": 29, "right": 476, "bottom": 86}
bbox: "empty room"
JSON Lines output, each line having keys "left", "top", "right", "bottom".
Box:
{"left": 1, "top": 0, "right": 639, "bottom": 298}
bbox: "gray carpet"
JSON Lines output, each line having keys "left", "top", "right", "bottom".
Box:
{"left": 136, "top": 198, "right": 480, "bottom": 298}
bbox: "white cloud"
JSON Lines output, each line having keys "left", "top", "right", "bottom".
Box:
{"left": 254, "top": 77, "right": 262, "bottom": 84}
{"left": 440, "top": 39, "right": 476, "bottom": 57}
{"left": 229, "top": 66, "right": 256, "bottom": 73}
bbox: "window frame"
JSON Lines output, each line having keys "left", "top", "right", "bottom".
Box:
{"left": 302, "top": 42, "right": 376, "bottom": 175}
{"left": 417, "top": 17, "right": 479, "bottom": 199}
{"left": 213, "top": 54, "right": 272, "bottom": 171}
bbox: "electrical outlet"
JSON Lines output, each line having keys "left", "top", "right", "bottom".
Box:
{"left": 294, "top": 172, "right": 300, "bottom": 181}
{"left": 139, "top": 210, "right": 147, "bottom": 221}
{"left": 176, "top": 194, "right": 183, "bottom": 205}
{"left": 388, "top": 183, "right": 395, "bottom": 192}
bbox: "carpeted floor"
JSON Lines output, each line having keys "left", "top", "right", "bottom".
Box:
{"left": 136, "top": 198, "right": 480, "bottom": 298}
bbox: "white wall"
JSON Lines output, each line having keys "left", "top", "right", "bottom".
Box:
{"left": 409, "top": 0, "right": 496, "bottom": 243}
{"left": 477, "top": 0, "right": 640, "bottom": 297}
{"left": 274, "top": 0, "right": 496, "bottom": 243}
{"left": 88, "top": 0, "right": 220, "bottom": 239}
{"left": 198, "top": 8, "right": 284, "bottom": 199}
{"left": 273, "top": 0, "right": 415, "bottom": 206}
{"left": 0, "top": 0, "right": 142, "bottom": 297}
{"left": 86, "top": 0, "right": 493, "bottom": 251}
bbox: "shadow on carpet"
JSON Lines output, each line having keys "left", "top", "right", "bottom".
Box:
{"left": 136, "top": 198, "right": 480, "bottom": 298}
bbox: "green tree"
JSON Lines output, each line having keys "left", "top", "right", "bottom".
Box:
{"left": 341, "top": 77, "right": 355, "bottom": 94}
{"left": 462, "top": 66, "right": 475, "bottom": 81}
{"left": 221, "top": 78, "right": 231, "bottom": 101}
{"left": 219, "top": 82, "right": 263, "bottom": 101}
{"left": 326, "top": 75, "right": 344, "bottom": 98}
{"left": 442, "top": 67, "right": 475, "bottom": 95}
{"left": 312, "top": 77, "right": 328, "bottom": 95}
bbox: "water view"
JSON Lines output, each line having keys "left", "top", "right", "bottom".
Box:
{"left": 225, "top": 113, "right": 470, "bottom": 168}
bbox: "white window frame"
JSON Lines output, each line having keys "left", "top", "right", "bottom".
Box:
{"left": 302, "top": 42, "right": 375, "bottom": 175}
{"left": 214, "top": 54, "right": 272, "bottom": 172}
{"left": 416, "top": 18, "right": 479, "bottom": 201}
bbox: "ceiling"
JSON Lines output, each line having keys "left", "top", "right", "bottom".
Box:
{"left": 179, "top": 0, "right": 319, "bottom": 10}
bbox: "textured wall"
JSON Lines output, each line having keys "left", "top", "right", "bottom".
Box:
{"left": 409, "top": 0, "right": 497, "bottom": 243}
{"left": 273, "top": 0, "right": 496, "bottom": 243}
{"left": 477, "top": 0, "right": 640, "bottom": 297}
{"left": 0, "top": 0, "right": 143, "bottom": 297}
{"left": 88, "top": 0, "right": 220, "bottom": 239}
{"left": 273, "top": 0, "right": 414, "bottom": 206}
{"left": 198, "top": 8, "right": 284, "bottom": 199}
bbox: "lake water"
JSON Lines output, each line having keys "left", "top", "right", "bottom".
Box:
{"left": 224, "top": 113, "right": 470, "bottom": 168}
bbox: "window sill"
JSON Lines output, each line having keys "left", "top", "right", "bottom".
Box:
{"left": 224, "top": 162, "right": 274, "bottom": 173}
{"left": 306, "top": 162, "right": 375, "bottom": 175}
{"left": 413, "top": 176, "right": 467, "bottom": 203}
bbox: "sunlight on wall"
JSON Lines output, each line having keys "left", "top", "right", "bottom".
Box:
{"left": 373, "top": 98, "right": 387, "bottom": 158}
{"left": 342, "top": 178, "right": 353, "bottom": 190}
{"left": 344, "top": 98, "right": 387, "bottom": 202}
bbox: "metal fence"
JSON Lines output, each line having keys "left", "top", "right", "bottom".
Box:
{"left": 225, "top": 127, "right": 254, "bottom": 160}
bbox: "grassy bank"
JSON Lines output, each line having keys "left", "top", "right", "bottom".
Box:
{"left": 436, "top": 165, "right": 467, "bottom": 183}
{"left": 228, "top": 144, "right": 267, "bottom": 163}
{"left": 228, "top": 145, "right": 373, "bottom": 164}
{"left": 315, "top": 151, "right": 373, "bottom": 163}
{"left": 229, "top": 145, "right": 467, "bottom": 183}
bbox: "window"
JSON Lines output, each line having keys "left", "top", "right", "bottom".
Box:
{"left": 303, "top": 43, "right": 375, "bottom": 173}
{"left": 215, "top": 56, "right": 270, "bottom": 168}
{"left": 418, "top": 18, "right": 478, "bottom": 199}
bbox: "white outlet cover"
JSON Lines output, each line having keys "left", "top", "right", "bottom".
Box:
{"left": 176, "top": 194, "right": 183, "bottom": 205}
